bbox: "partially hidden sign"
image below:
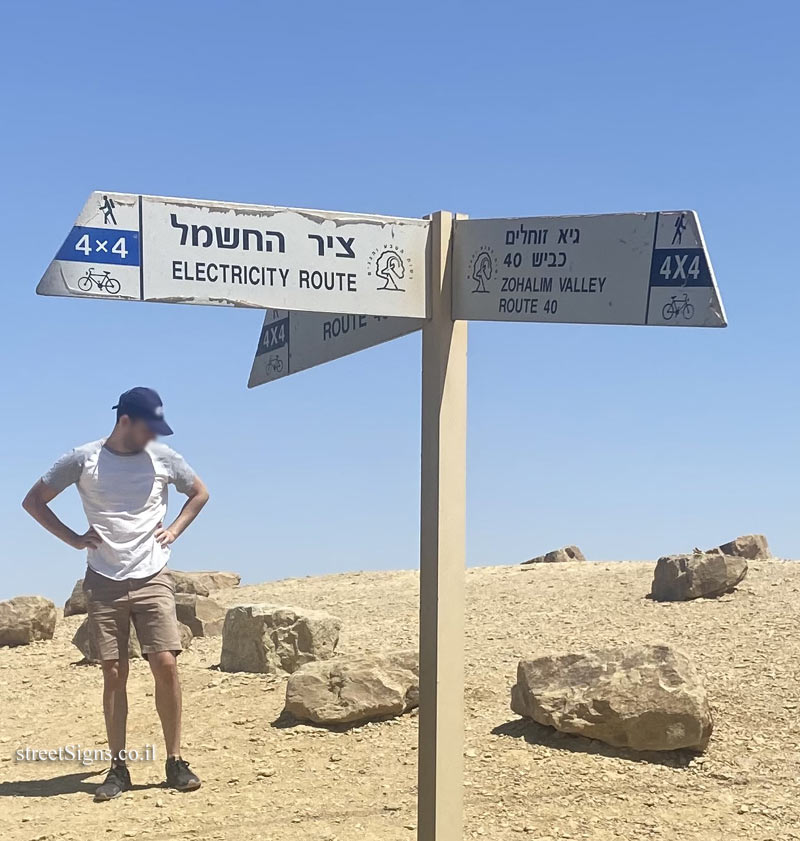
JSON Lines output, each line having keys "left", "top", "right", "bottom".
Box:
{"left": 452, "top": 211, "right": 726, "bottom": 327}
{"left": 248, "top": 309, "right": 421, "bottom": 387}
{"left": 37, "top": 192, "right": 430, "bottom": 318}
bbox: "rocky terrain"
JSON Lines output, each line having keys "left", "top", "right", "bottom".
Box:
{"left": 1, "top": 559, "right": 799, "bottom": 840}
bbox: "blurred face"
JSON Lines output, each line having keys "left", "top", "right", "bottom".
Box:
{"left": 119, "top": 415, "right": 157, "bottom": 451}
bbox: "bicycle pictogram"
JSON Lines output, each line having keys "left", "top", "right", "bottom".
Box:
{"left": 77, "top": 268, "right": 121, "bottom": 295}
{"left": 266, "top": 355, "right": 284, "bottom": 374}
{"left": 662, "top": 293, "right": 695, "bottom": 321}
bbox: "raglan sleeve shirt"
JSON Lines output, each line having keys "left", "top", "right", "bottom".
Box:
{"left": 42, "top": 448, "right": 86, "bottom": 493}
{"left": 159, "top": 445, "right": 197, "bottom": 495}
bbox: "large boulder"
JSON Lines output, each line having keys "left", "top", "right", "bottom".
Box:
{"left": 522, "top": 545, "right": 586, "bottom": 565}
{"left": 650, "top": 553, "right": 747, "bottom": 601}
{"left": 284, "top": 651, "right": 419, "bottom": 725}
{"left": 220, "top": 604, "right": 341, "bottom": 674}
{"left": 174, "top": 593, "right": 226, "bottom": 637}
{"left": 511, "top": 644, "right": 712, "bottom": 752}
{"left": 64, "top": 578, "right": 88, "bottom": 616}
{"left": 0, "top": 596, "right": 57, "bottom": 646}
{"left": 707, "top": 534, "right": 771, "bottom": 561}
{"left": 72, "top": 617, "right": 141, "bottom": 662}
{"left": 168, "top": 570, "right": 241, "bottom": 597}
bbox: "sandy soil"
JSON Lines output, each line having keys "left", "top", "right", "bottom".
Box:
{"left": 1, "top": 560, "right": 799, "bottom": 841}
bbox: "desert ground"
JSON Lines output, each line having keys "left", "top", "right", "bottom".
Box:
{"left": 1, "top": 560, "right": 799, "bottom": 841}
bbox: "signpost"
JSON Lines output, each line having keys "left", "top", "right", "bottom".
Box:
{"left": 453, "top": 211, "right": 725, "bottom": 327}
{"left": 248, "top": 308, "right": 420, "bottom": 386}
{"left": 417, "top": 212, "right": 467, "bottom": 840}
{"left": 247, "top": 209, "right": 724, "bottom": 387}
{"left": 37, "top": 194, "right": 726, "bottom": 841}
{"left": 37, "top": 191, "right": 429, "bottom": 318}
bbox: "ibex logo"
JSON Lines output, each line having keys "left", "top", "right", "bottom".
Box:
{"left": 369, "top": 245, "right": 409, "bottom": 292}
{"left": 469, "top": 247, "right": 495, "bottom": 294}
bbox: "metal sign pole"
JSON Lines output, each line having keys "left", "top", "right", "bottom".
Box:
{"left": 417, "top": 210, "right": 467, "bottom": 841}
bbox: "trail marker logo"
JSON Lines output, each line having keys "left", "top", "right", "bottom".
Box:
{"left": 369, "top": 245, "right": 410, "bottom": 292}
{"left": 468, "top": 246, "right": 496, "bottom": 294}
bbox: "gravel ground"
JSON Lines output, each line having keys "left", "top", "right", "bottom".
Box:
{"left": 1, "top": 559, "right": 799, "bottom": 841}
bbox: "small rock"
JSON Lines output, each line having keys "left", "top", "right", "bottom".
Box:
{"left": 0, "top": 596, "right": 57, "bottom": 646}
{"left": 707, "top": 534, "right": 771, "bottom": 560}
{"left": 511, "top": 643, "right": 713, "bottom": 751}
{"left": 63, "top": 579, "right": 88, "bottom": 616}
{"left": 650, "top": 553, "right": 748, "bottom": 601}
{"left": 521, "top": 545, "right": 586, "bottom": 565}
{"left": 168, "top": 570, "right": 241, "bottom": 596}
{"left": 174, "top": 593, "right": 226, "bottom": 637}
{"left": 220, "top": 604, "right": 341, "bottom": 674}
{"left": 178, "top": 621, "right": 193, "bottom": 650}
{"left": 284, "top": 650, "right": 418, "bottom": 724}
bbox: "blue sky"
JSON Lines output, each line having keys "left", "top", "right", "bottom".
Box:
{"left": 1, "top": 1, "right": 797, "bottom": 602}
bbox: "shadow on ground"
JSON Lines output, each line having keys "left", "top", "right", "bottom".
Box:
{"left": 0, "top": 771, "right": 162, "bottom": 797}
{"left": 270, "top": 709, "right": 407, "bottom": 733}
{"left": 491, "top": 718, "right": 695, "bottom": 768}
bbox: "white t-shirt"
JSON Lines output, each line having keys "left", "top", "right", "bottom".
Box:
{"left": 43, "top": 439, "right": 197, "bottom": 581}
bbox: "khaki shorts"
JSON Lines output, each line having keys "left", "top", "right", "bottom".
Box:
{"left": 83, "top": 565, "right": 182, "bottom": 661}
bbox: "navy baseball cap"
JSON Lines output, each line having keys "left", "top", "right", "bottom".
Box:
{"left": 112, "top": 387, "right": 173, "bottom": 435}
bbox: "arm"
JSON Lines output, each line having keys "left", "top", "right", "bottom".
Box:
{"left": 22, "top": 480, "right": 101, "bottom": 550}
{"left": 155, "top": 476, "right": 210, "bottom": 547}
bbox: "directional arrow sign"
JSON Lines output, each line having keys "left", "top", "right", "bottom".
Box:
{"left": 248, "top": 309, "right": 421, "bottom": 386}
{"left": 452, "top": 210, "right": 726, "bottom": 327}
{"left": 37, "top": 192, "right": 429, "bottom": 318}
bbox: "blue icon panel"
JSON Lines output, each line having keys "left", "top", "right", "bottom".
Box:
{"left": 56, "top": 226, "right": 140, "bottom": 267}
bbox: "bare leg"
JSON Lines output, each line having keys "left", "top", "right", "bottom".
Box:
{"left": 148, "top": 651, "right": 181, "bottom": 757}
{"left": 100, "top": 659, "right": 129, "bottom": 761}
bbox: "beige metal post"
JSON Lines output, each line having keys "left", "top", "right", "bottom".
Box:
{"left": 417, "top": 211, "right": 468, "bottom": 841}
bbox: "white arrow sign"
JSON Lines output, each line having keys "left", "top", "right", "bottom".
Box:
{"left": 37, "top": 192, "right": 429, "bottom": 318}
{"left": 248, "top": 309, "right": 421, "bottom": 386}
{"left": 453, "top": 210, "right": 726, "bottom": 327}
